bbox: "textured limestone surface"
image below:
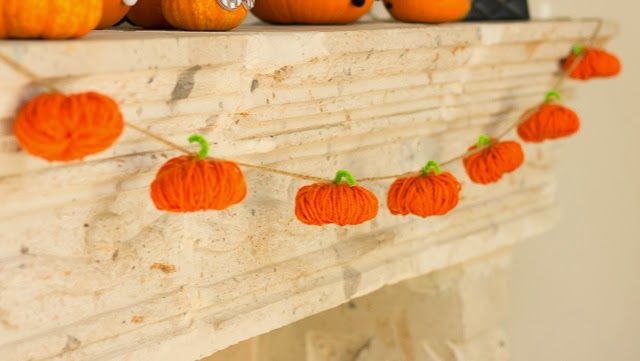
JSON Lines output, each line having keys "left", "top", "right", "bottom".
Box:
{"left": 0, "top": 20, "right": 612, "bottom": 361}
{"left": 204, "top": 249, "right": 513, "bottom": 361}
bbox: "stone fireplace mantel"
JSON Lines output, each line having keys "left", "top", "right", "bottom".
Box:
{"left": 0, "top": 19, "right": 614, "bottom": 361}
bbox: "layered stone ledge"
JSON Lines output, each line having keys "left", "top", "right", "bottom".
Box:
{"left": 0, "top": 20, "right": 614, "bottom": 361}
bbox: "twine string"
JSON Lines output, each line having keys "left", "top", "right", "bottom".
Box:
{"left": 360, "top": 18, "right": 604, "bottom": 182}
{"left": 0, "top": 51, "right": 328, "bottom": 182}
{"left": 1, "top": 19, "right": 604, "bottom": 184}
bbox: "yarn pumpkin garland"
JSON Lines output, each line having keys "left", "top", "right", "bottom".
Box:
{"left": 13, "top": 92, "right": 124, "bottom": 162}
{"left": 1, "top": 20, "right": 622, "bottom": 227}
{"left": 563, "top": 44, "right": 621, "bottom": 80}
{"left": 463, "top": 135, "right": 525, "bottom": 185}
{"left": 518, "top": 91, "right": 580, "bottom": 143}
{"left": 387, "top": 161, "right": 461, "bottom": 218}
{"left": 150, "top": 135, "right": 247, "bottom": 212}
{"left": 295, "top": 170, "right": 379, "bottom": 226}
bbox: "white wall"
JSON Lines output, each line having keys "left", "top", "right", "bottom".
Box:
{"left": 508, "top": 1, "right": 640, "bottom": 360}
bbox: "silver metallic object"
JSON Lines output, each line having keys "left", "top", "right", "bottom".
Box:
{"left": 217, "top": 0, "right": 255, "bottom": 10}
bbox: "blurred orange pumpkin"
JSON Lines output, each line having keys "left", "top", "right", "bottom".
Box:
{"left": 563, "top": 45, "right": 622, "bottom": 80}
{"left": 383, "top": 0, "right": 471, "bottom": 23}
{"left": 252, "top": 0, "right": 374, "bottom": 25}
{"left": 0, "top": 0, "right": 102, "bottom": 39}
{"left": 128, "top": 0, "right": 172, "bottom": 29}
{"left": 98, "top": 0, "right": 138, "bottom": 29}
{"left": 161, "top": 0, "right": 248, "bottom": 31}
{"left": 14, "top": 92, "right": 124, "bottom": 161}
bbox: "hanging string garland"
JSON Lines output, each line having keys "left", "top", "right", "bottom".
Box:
{"left": 387, "top": 161, "right": 461, "bottom": 218}
{"left": 13, "top": 92, "right": 124, "bottom": 161}
{"left": 3, "top": 19, "right": 622, "bottom": 226}
{"left": 563, "top": 44, "right": 622, "bottom": 80}
{"left": 150, "top": 135, "right": 247, "bottom": 212}
{"left": 463, "top": 135, "right": 525, "bottom": 185}
{"left": 517, "top": 90, "right": 580, "bottom": 143}
{"left": 295, "top": 170, "right": 379, "bottom": 226}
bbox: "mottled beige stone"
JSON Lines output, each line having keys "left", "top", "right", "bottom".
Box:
{"left": 204, "top": 249, "right": 512, "bottom": 361}
{"left": 0, "top": 20, "right": 614, "bottom": 361}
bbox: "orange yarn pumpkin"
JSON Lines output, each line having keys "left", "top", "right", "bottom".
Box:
{"left": 128, "top": 0, "right": 172, "bottom": 29}
{"left": 388, "top": 161, "right": 461, "bottom": 218}
{"left": 463, "top": 135, "right": 524, "bottom": 185}
{"left": 150, "top": 135, "right": 247, "bottom": 212}
{"left": 518, "top": 91, "right": 580, "bottom": 143}
{"left": 383, "top": 0, "right": 471, "bottom": 23}
{"left": 14, "top": 92, "right": 124, "bottom": 161}
{"left": 0, "top": 0, "right": 102, "bottom": 39}
{"left": 295, "top": 170, "right": 378, "bottom": 226}
{"left": 563, "top": 44, "right": 621, "bottom": 80}
{"left": 98, "top": 0, "right": 137, "bottom": 29}
{"left": 252, "top": 0, "right": 375, "bottom": 25}
{"left": 161, "top": 0, "right": 248, "bottom": 31}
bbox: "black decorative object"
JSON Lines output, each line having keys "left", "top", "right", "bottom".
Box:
{"left": 465, "top": 0, "right": 530, "bottom": 21}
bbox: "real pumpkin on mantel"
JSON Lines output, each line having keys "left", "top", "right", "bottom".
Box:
{"left": 127, "top": 0, "right": 173, "bottom": 29}
{"left": 252, "top": 0, "right": 375, "bottom": 25}
{"left": 161, "top": 0, "right": 249, "bottom": 31}
{"left": 97, "top": 0, "right": 138, "bottom": 29}
{"left": 0, "top": 0, "right": 102, "bottom": 39}
{"left": 383, "top": 0, "right": 472, "bottom": 23}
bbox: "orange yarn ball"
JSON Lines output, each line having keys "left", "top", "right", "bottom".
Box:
{"left": 13, "top": 92, "right": 124, "bottom": 162}
{"left": 388, "top": 161, "right": 461, "bottom": 218}
{"left": 151, "top": 154, "right": 247, "bottom": 212}
{"left": 463, "top": 136, "right": 524, "bottom": 185}
{"left": 563, "top": 46, "right": 621, "bottom": 80}
{"left": 295, "top": 170, "right": 378, "bottom": 226}
{"left": 518, "top": 105, "right": 580, "bottom": 143}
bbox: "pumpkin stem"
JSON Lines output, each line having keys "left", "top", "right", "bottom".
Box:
{"left": 477, "top": 134, "right": 492, "bottom": 148}
{"left": 545, "top": 90, "right": 562, "bottom": 103}
{"left": 422, "top": 160, "right": 442, "bottom": 176}
{"left": 572, "top": 43, "right": 585, "bottom": 56}
{"left": 188, "top": 134, "right": 209, "bottom": 160}
{"left": 334, "top": 170, "right": 357, "bottom": 187}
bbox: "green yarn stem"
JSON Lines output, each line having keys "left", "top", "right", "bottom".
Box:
{"left": 572, "top": 43, "right": 585, "bottom": 56}
{"left": 188, "top": 134, "right": 209, "bottom": 160}
{"left": 334, "top": 170, "right": 357, "bottom": 187}
{"left": 477, "top": 134, "right": 492, "bottom": 148}
{"left": 422, "top": 160, "right": 442, "bottom": 176}
{"left": 545, "top": 90, "right": 562, "bottom": 103}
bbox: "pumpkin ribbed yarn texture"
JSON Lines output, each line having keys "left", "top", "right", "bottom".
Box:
{"left": 518, "top": 92, "right": 580, "bottom": 143}
{"left": 563, "top": 46, "right": 621, "bottom": 80}
{"left": 150, "top": 155, "right": 247, "bottom": 212}
{"left": 14, "top": 92, "right": 124, "bottom": 161}
{"left": 295, "top": 170, "right": 378, "bottom": 226}
{"left": 463, "top": 136, "right": 524, "bottom": 185}
{"left": 388, "top": 162, "right": 461, "bottom": 218}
